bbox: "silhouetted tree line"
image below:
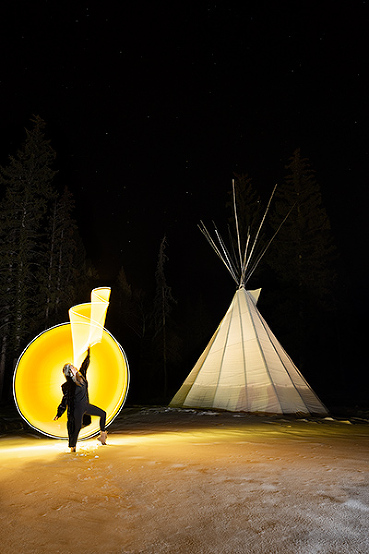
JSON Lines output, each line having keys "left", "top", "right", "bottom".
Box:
{"left": 0, "top": 117, "right": 96, "bottom": 400}
{"left": 109, "top": 240, "right": 181, "bottom": 405}
{"left": 0, "top": 117, "right": 343, "bottom": 408}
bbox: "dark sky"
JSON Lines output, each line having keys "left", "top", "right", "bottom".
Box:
{"left": 0, "top": 1, "right": 368, "bottom": 302}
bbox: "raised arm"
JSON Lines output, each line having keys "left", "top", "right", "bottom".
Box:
{"left": 79, "top": 347, "right": 90, "bottom": 378}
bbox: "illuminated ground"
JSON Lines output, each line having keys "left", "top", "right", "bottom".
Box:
{"left": 1, "top": 407, "right": 369, "bottom": 553}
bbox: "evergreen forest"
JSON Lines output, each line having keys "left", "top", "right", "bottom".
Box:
{"left": 0, "top": 118, "right": 362, "bottom": 413}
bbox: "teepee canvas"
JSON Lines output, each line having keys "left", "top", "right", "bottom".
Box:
{"left": 170, "top": 183, "right": 327, "bottom": 415}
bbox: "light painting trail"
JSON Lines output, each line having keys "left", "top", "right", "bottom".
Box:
{"left": 13, "top": 288, "right": 130, "bottom": 440}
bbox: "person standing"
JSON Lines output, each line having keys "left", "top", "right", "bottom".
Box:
{"left": 54, "top": 348, "right": 107, "bottom": 452}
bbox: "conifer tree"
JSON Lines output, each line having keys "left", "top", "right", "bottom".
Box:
{"left": 116, "top": 266, "right": 133, "bottom": 324}
{"left": 267, "top": 148, "right": 337, "bottom": 371}
{"left": 0, "top": 116, "right": 57, "bottom": 389}
{"left": 113, "top": 266, "right": 151, "bottom": 342}
{"left": 153, "top": 236, "right": 177, "bottom": 398}
{"left": 41, "top": 186, "right": 79, "bottom": 327}
{"left": 270, "top": 148, "right": 337, "bottom": 297}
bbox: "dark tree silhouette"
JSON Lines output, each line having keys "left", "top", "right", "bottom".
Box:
{"left": 270, "top": 149, "right": 337, "bottom": 297}
{"left": 0, "top": 118, "right": 90, "bottom": 401}
{"left": 40, "top": 186, "right": 88, "bottom": 328}
{"left": 153, "top": 236, "right": 177, "bottom": 398}
{"left": 267, "top": 148, "right": 338, "bottom": 377}
{"left": 0, "top": 116, "right": 57, "bottom": 395}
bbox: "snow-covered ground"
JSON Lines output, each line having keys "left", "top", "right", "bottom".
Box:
{"left": 1, "top": 407, "right": 369, "bottom": 553}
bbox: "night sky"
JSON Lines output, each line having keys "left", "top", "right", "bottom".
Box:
{"left": 0, "top": 2, "right": 368, "bottom": 341}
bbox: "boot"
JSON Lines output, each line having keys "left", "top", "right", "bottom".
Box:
{"left": 98, "top": 431, "right": 107, "bottom": 445}
{"left": 70, "top": 446, "right": 76, "bottom": 453}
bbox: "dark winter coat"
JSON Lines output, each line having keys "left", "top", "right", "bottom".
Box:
{"left": 56, "top": 350, "right": 92, "bottom": 435}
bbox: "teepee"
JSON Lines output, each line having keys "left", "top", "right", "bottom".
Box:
{"left": 170, "top": 183, "right": 328, "bottom": 415}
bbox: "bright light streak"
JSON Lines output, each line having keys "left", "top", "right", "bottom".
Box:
{"left": 13, "top": 288, "right": 130, "bottom": 441}
{"left": 69, "top": 287, "right": 111, "bottom": 367}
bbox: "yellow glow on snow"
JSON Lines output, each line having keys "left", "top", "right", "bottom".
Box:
{"left": 0, "top": 426, "right": 266, "bottom": 461}
{"left": 13, "top": 325, "right": 129, "bottom": 441}
{"left": 1, "top": 419, "right": 362, "bottom": 468}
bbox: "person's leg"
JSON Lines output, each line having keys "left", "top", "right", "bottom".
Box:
{"left": 85, "top": 404, "right": 106, "bottom": 431}
{"left": 69, "top": 405, "right": 84, "bottom": 450}
{"left": 85, "top": 403, "right": 107, "bottom": 444}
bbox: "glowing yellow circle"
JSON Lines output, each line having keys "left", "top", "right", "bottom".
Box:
{"left": 13, "top": 323, "right": 129, "bottom": 439}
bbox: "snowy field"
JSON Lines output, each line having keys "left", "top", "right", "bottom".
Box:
{"left": 1, "top": 407, "right": 369, "bottom": 554}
